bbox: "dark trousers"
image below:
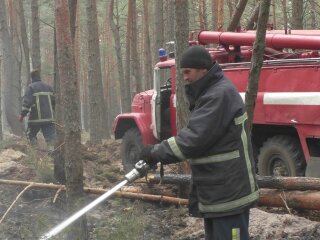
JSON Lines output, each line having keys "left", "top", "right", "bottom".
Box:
{"left": 204, "top": 209, "right": 250, "bottom": 240}
{"left": 27, "top": 123, "right": 56, "bottom": 146}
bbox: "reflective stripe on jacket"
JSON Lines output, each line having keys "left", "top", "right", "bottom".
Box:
{"left": 21, "top": 80, "right": 55, "bottom": 124}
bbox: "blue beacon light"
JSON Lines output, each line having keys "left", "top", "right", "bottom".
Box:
{"left": 159, "top": 48, "right": 168, "bottom": 61}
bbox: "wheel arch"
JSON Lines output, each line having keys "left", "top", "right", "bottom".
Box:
{"left": 113, "top": 114, "right": 157, "bottom": 145}
{"left": 252, "top": 124, "right": 302, "bottom": 153}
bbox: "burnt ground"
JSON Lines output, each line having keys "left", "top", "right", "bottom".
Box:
{"left": 0, "top": 136, "right": 320, "bottom": 240}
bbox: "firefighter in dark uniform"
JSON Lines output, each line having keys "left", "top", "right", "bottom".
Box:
{"left": 19, "top": 70, "right": 55, "bottom": 151}
{"left": 140, "top": 46, "right": 259, "bottom": 240}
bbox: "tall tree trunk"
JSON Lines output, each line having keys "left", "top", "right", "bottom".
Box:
{"left": 245, "top": 0, "right": 271, "bottom": 130}
{"left": 124, "top": 1, "right": 133, "bottom": 112}
{"left": 272, "top": 0, "right": 276, "bottom": 29}
{"left": 142, "top": 0, "right": 153, "bottom": 90}
{"left": 246, "top": 2, "right": 260, "bottom": 30}
{"left": 153, "top": 0, "right": 164, "bottom": 66}
{"left": 68, "top": 0, "right": 77, "bottom": 41}
{"left": 164, "top": 0, "right": 175, "bottom": 44}
{"left": 31, "top": 0, "right": 41, "bottom": 71}
{"left": 53, "top": 27, "right": 66, "bottom": 184}
{"left": 0, "top": 58, "right": 2, "bottom": 140}
{"left": 227, "top": 0, "right": 248, "bottom": 31}
{"left": 86, "top": 0, "right": 106, "bottom": 143}
{"left": 291, "top": 0, "right": 303, "bottom": 29}
{"left": 130, "top": 0, "right": 142, "bottom": 95}
{"left": 227, "top": 0, "right": 236, "bottom": 18}
{"left": 54, "top": 0, "right": 87, "bottom": 239}
{"left": 212, "top": 0, "right": 218, "bottom": 30}
{"left": 199, "top": 0, "right": 208, "bottom": 30}
{"left": 282, "top": 0, "right": 288, "bottom": 33}
{"left": 310, "top": 0, "right": 317, "bottom": 29}
{"left": 0, "top": 0, "right": 22, "bottom": 136}
{"left": 108, "top": 0, "right": 124, "bottom": 117}
{"left": 217, "top": 0, "right": 224, "bottom": 30}
{"left": 174, "top": 0, "right": 190, "bottom": 195}
{"left": 17, "top": 1, "right": 30, "bottom": 87}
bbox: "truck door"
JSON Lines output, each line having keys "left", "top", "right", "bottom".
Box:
{"left": 151, "top": 67, "right": 172, "bottom": 140}
{"left": 151, "top": 67, "right": 161, "bottom": 140}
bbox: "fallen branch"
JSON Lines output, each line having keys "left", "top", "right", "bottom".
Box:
{"left": 146, "top": 174, "right": 320, "bottom": 191}
{"left": 258, "top": 189, "right": 320, "bottom": 210}
{"left": 0, "top": 183, "right": 34, "bottom": 224}
{"left": 2, "top": 179, "right": 320, "bottom": 210}
{"left": 0, "top": 179, "right": 187, "bottom": 206}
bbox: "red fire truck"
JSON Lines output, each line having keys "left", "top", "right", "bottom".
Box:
{"left": 113, "top": 30, "right": 320, "bottom": 177}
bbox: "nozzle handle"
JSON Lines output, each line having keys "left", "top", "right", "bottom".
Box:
{"left": 124, "top": 160, "right": 149, "bottom": 182}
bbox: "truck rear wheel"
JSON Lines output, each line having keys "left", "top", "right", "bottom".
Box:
{"left": 258, "top": 135, "right": 305, "bottom": 176}
{"left": 121, "top": 128, "right": 143, "bottom": 173}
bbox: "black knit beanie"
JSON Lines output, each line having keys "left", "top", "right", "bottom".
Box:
{"left": 180, "top": 46, "right": 213, "bottom": 70}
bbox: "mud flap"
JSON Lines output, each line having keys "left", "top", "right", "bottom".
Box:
{"left": 305, "top": 157, "right": 320, "bottom": 178}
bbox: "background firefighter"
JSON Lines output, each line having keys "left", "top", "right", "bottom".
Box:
{"left": 19, "top": 70, "right": 56, "bottom": 151}
{"left": 140, "top": 46, "right": 259, "bottom": 240}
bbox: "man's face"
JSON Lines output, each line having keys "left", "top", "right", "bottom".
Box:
{"left": 181, "top": 68, "right": 208, "bottom": 85}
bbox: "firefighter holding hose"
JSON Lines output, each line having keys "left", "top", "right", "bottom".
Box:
{"left": 140, "top": 46, "right": 259, "bottom": 240}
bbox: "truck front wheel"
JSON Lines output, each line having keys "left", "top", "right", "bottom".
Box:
{"left": 121, "top": 128, "right": 143, "bottom": 173}
{"left": 258, "top": 135, "right": 305, "bottom": 176}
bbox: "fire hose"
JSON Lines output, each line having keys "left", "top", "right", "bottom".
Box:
{"left": 39, "top": 160, "right": 149, "bottom": 240}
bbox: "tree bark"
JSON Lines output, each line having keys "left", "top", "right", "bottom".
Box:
{"left": 211, "top": 0, "right": 218, "bottom": 30}
{"left": 54, "top": 0, "right": 87, "bottom": 239}
{"left": 282, "top": 0, "right": 288, "bottom": 33}
{"left": 0, "top": 0, "right": 22, "bottom": 136}
{"left": 31, "top": 0, "right": 41, "bottom": 71}
{"left": 271, "top": 0, "right": 276, "bottom": 29}
{"left": 142, "top": 0, "right": 153, "bottom": 90}
{"left": 199, "top": 0, "right": 208, "bottom": 30}
{"left": 53, "top": 27, "right": 65, "bottom": 184}
{"left": 68, "top": 0, "right": 77, "bottom": 41}
{"left": 0, "top": 58, "right": 2, "bottom": 140}
{"left": 164, "top": 0, "right": 175, "bottom": 44}
{"left": 310, "top": 0, "right": 317, "bottom": 29}
{"left": 107, "top": 0, "right": 121, "bottom": 134}
{"left": 17, "top": 1, "right": 31, "bottom": 87}
{"left": 227, "top": 0, "right": 248, "bottom": 31}
{"left": 291, "top": 0, "right": 303, "bottom": 29}
{"left": 174, "top": 0, "right": 191, "bottom": 196}
{"left": 86, "top": 0, "right": 106, "bottom": 143}
{"left": 259, "top": 189, "right": 320, "bottom": 210}
{"left": 245, "top": 0, "right": 271, "bottom": 131}
{"left": 153, "top": 0, "right": 164, "bottom": 66}
{"left": 124, "top": 1, "right": 133, "bottom": 112}
{"left": 217, "top": 0, "right": 224, "bottom": 30}
{"left": 130, "top": 0, "right": 142, "bottom": 96}
{"left": 245, "top": 2, "right": 260, "bottom": 30}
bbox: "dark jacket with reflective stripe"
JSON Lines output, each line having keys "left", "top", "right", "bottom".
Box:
{"left": 150, "top": 63, "right": 259, "bottom": 218}
{"left": 21, "top": 78, "right": 55, "bottom": 125}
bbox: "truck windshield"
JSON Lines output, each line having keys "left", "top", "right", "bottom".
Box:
{"left": 158, "top": 67, "right": 172, "bottom": 88}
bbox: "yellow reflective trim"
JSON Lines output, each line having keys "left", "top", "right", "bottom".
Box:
{"left": 33, "top": 92, "right": 53, "bottom": 96}
{"left": 36, "top": 95, "right": 41, "bottom": 119}
{"left": 199, "top": 190, "right": 259, "bottom": 213}
{"left": 190, "top": 150, "right": 240, "bottom": 165}
{"left": 167, "top": 137, "right": 185, "bottom": 160}
{"left": 235, "top": 112, "right": 256, "bottom": 193}
{"left": 28, "top": 119, "right": 54, "bottom": 123}
{"left": 234, "top": 112, "right": 247, "bottom": 125}
{"left": 232, "top": 228, "right": 240, "bottom": 240}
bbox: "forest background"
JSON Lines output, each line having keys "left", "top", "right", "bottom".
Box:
{"left": 0, "top": 0, "right": 320, "bottom": 239}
